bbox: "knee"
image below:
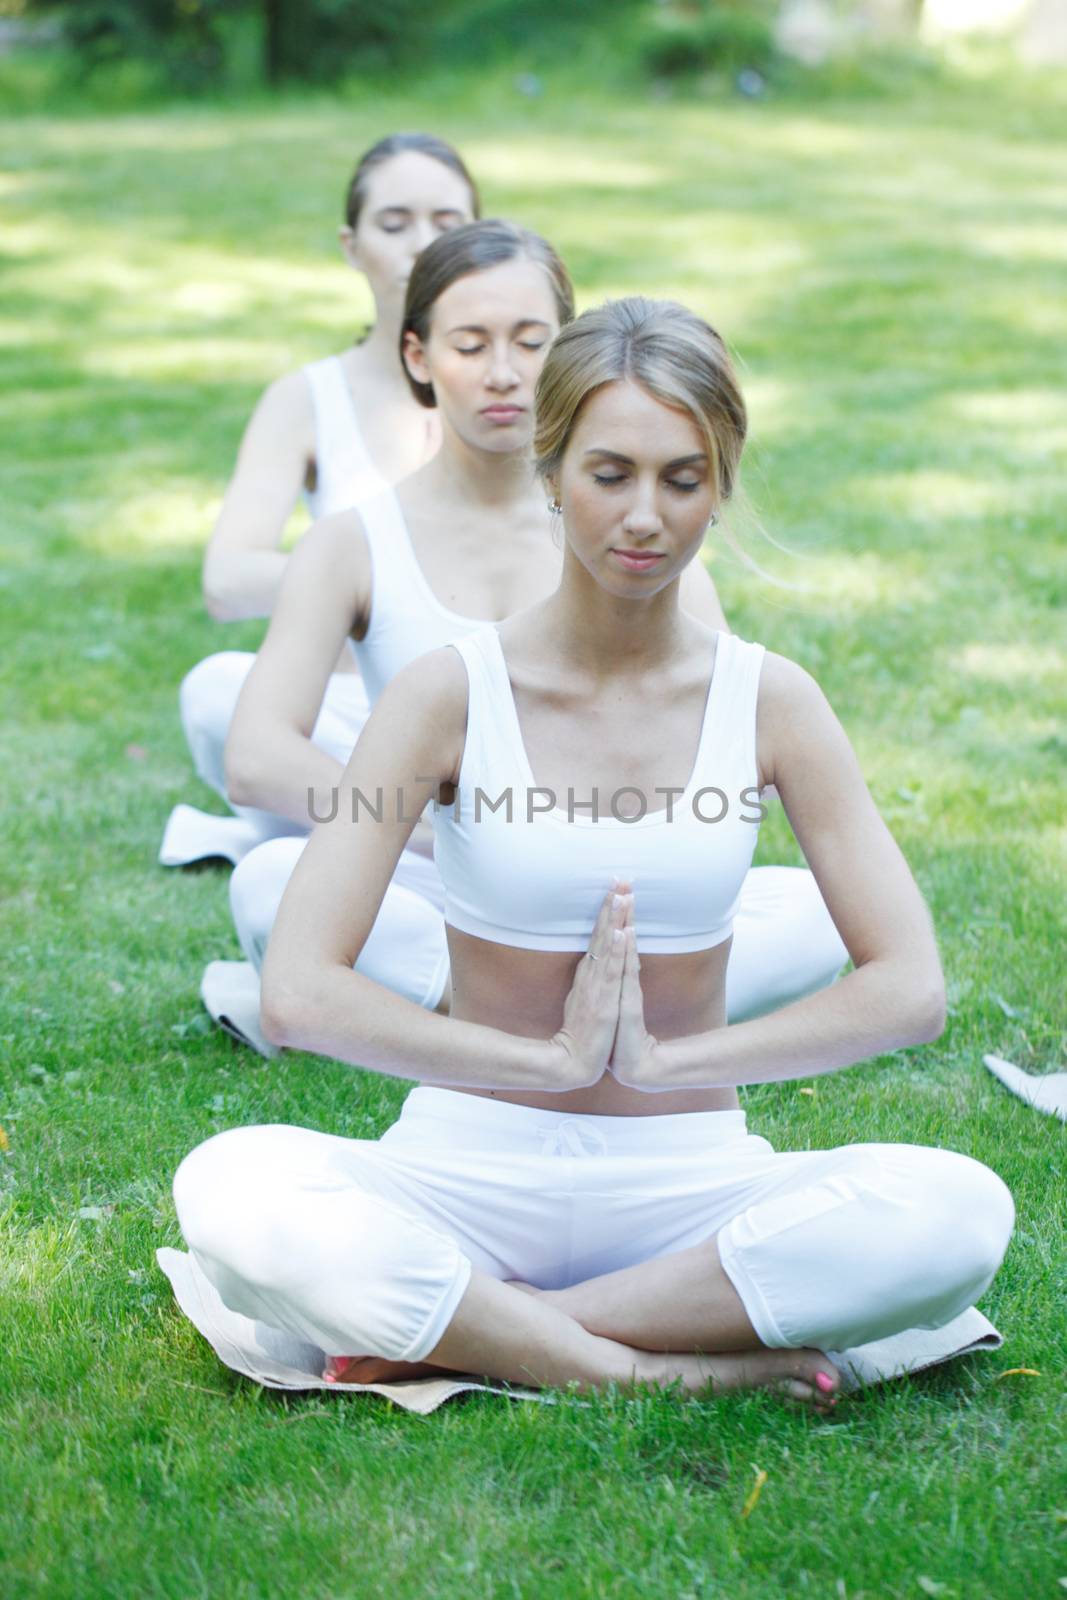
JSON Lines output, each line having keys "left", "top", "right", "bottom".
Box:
{"left": 179, "top": 652, "right": 251, "bottom": 745}
{"left": 173, "top": 1124, "right": 292, "bottom": 1279}
{"left": 888, "top": 1145, "right": 1015, "bottom": 1298}
{"left": 936, "top": 1151, "right": 1015, "bottom": 1289}
{"left": 229, "top": 839, "right": 304, "bottom": 971}
{"left": 357, "top": 885, "right": 449, "bottom": 1010}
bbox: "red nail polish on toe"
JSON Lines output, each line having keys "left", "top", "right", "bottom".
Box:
{"left": 815, "top": 1371, "right": 835, "bottom": 1393}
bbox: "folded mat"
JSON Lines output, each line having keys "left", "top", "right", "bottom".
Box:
{"left": 983, "top": 1054, "right": 1067, "bottom": 1122}
{"left": 158, "top": 1247, "right": 1001, "bottom": 1413}
{"left": 200, "top": 959, "right": 278, "bottom": 1060}
{"left": 159, "top": 803, "right": 269, "bottom": 869}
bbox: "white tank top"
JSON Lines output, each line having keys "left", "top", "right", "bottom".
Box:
{"left": 433, "top": 627, "right": 766, "bottom": 954}
{"left": 349, "top": 487, "right": 486, "bottom": 703}
{"left": 303, "top": 356, "right": 389, "bottom": 518}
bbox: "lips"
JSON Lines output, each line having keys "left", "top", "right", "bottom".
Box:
{"left": 610, "top": 549, "right": 667, "bottom": 572}
{"left": 480, "top": 405, "right": 525, "bottom": 424}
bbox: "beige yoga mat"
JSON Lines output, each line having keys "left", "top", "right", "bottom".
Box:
{"left": 157, "top": 1248, "right": 1001, "bottom": 1411}
{"left": 983, "top": 1054, "right": 1067, "bottom": 1122}
{"left": 159, "top": 803, "right": 267, "bottom": 869}
{"left": 200, "top": 959, "right": 278, "bottom": 1060}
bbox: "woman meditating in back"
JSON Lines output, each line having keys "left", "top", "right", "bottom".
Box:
{"left": 162, "top": 133, "right": 480, "bottom": 867}
{"left": 172, "top": 298, "right": 1013, "bottom": 1401}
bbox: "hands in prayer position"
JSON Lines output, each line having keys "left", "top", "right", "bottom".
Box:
{"left": 551, "top": 884, "right": 661, "bottom": 1092}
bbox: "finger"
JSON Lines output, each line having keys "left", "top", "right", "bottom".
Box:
{"left": 621, "top": 929, "right": 646, "bottom": 1023}
{"left": 588, "top": 891, "right": 630, "bottom": 962}
{"left": 606, "top": 925, "right": 627, "bottom": 985}
{"left": 580, "top": 893, "right": 615, "bottom": 970}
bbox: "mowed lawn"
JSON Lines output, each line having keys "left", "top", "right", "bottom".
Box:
{"left": 1, "top": 64, "right": 1065, "bottom": 1599}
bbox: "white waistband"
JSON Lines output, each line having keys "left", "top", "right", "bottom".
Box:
{"left": 387, "top": 1085, "right": 750, "bottom": 1157}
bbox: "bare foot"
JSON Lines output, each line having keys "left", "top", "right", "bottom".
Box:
{"left": 644, "top": 1346, "right": 840, "bottom": 1411}
{"left": 323, "top": 1355, "right": 456, "bottom": 1385}
{"left": 508, "top": 1282, "right": 840, "bottom": 1411}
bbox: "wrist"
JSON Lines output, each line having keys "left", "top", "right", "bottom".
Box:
{"left": 542, "top": 1031, "right": 599, "bottom": 1092}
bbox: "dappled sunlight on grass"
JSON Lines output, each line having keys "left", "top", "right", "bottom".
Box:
{"left": 85, "top": 485, "right": 221, "bottom": 555}
{"left": 961, "top": 220, "right": 1067, "bottom": 263}
{"left": 955, "top": 640, "right": 1066, "bottom": 684}
{"left": 843, "top": 468, "right": 1013, "bottom": 520}
{"left": 2, "top": 68, "right": 1066, "bottom": 1600}
{"left": 766, "top": 549, "right": 929, "bottom": 613}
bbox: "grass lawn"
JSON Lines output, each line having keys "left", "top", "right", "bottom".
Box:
{"left": 1, "top": 60, "right": 1065, "bottom": 1600}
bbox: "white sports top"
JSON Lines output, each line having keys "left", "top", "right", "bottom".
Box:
{"left": 434, "top": 627, "right": 766, "bottom": 954}
{"left": 349, "top": 487, "right": 486, "bottom": 703}
{"left": 303, "top": 356, "right": 389, "bottom": 519}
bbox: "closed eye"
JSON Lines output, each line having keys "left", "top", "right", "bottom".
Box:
{"left": 667, "top": 479, "right": 701, "bottom": 493}
{"left": 592, "top": 473, "right": 627, "bottom": 486}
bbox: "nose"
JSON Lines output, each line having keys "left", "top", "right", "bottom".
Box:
{"left": 486, "top": 340, "right": 520, "bottom": 392}
{"left": 410, "top": 218, "right": 439, "bottom": 258}
{"left": 621, "top": 479, "right": 663, "bottom": 540}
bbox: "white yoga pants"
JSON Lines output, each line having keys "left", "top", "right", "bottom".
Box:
{"left": 229, "top": 843, "right": 847, "bottom": 1024}
{"left": 174, "top": 1087, "right": 1014, "bottom": 1365}
{"left": 179, "top": 650, "right": 371, "bottom": 847}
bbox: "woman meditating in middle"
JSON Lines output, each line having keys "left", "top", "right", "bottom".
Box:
{"left": 220, "top": 220, "right": 844, "bottom": 1030}
{"left": 172, "top": 298, "right": 1012, "bottom": 1402}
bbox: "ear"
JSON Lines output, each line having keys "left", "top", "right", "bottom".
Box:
{"left": 543, "top": 473, "right": 560, "bottom": 507}
{"left": 338, "top": 225, "right": 362, "bottom": 271}
{"left": 402, "top": 329, "right": 432, "bottom": 392}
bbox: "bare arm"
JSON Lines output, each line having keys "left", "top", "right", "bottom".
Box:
{"left": 613, "top": 654, "right": 945, "bottom": 1091}
{"left": 223, "top": 512, "right": 369, "bottom": 824}
{"left": 201, "top": 371, "right": 316, "bottom": 621}
{"left": 680, "top": 555, "right": 729, "bottom": 631}
{"left": 260, "top": 652, "right": 626, "bottom": 1091}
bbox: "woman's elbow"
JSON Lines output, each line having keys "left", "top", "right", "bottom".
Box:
{"left": 223, "top": 730, "right": 265, "bottom": 809}
{"left": 907, "top": 970, "right": 947, "bottom": 1044}
{"left": 259, "top": 970, "right": 307, "bottom": 1048}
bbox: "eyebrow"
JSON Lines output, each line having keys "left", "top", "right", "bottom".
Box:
{"left": 446, "top": 320, "right": 554, "bottom": 336}
{"left": 582, "top": 449, "right": 708, "bottom": 469}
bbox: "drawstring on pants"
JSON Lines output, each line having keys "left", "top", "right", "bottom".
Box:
{"left": 538, "top": 1120, "right": 609, "bottom": 1159}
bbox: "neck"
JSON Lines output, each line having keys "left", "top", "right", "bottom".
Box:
{"left": 548, "top": 548, "right": 689, "bottom": 678}
{"left": 418, "top": 417, "right": 537, "bottom": 511}
{"left": 354, "top": 301, "right": 404, "bottom": 372}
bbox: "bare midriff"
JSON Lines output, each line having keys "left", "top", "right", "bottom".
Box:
{"left": 441, "top": 926, "right": 739, "bottom": 1117}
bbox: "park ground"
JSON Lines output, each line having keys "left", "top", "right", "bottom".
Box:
{"left": 1, "top": 58, "right": 1065, "bottom": 1600}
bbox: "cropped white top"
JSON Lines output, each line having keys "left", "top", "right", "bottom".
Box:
{"left": 303, "top": 356, "right": 389, "bottom": 519}
{"left": 348, "top": 487, "right": 486, "bottom": 703}
{"left": 433, "top": 627, "right": 766, "bottom": 954}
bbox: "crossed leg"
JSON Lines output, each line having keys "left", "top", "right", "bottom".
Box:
{"left": 325, "top": 1235, "right": 839, "bottom": 1410}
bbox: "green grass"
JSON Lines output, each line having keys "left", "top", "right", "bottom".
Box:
{"left": 2, "top": 62, "right": 1066, "bottom": 1600}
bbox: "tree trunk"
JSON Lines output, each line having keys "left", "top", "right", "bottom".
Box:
{"left": 263, "top": 0, "right": 285, "bottom": 84}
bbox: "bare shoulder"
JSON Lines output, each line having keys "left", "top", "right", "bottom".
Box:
{"left": 757, "top": 649, "right": 830, "bottom": 718}
{"left": 254, "top": 367, "right": 315, "bottom": 427}
{"left": 359, "top": 646, "right": 471, "bottom": 784}
{"left": 293, "top": 505, "right": 369, "bottom": 566}
{"left": 755, "top": 650, "right": 846, "bottom": 786}
{"left": 382, "top": 645, "right": 471, "bottom": 723}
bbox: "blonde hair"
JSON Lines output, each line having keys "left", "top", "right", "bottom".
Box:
{"left": 534, "top": 297, "right": 747, "bottom": 503}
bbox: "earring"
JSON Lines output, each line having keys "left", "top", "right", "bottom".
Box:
{"left": 708, "top": 512, "right": 719, "bottom": 527}
{"left": 547, "top": 498, "right": 561, "bottom": 514}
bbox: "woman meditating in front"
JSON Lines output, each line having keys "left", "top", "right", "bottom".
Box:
{"left": 173, "top": 299, "right": 1013, "bottom": 1403}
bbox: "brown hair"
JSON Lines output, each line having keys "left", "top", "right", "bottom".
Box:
{"left": 400, "top": 219, "right": 576, "bottom": 409}
{"left": 534, "top": 297, "right": 747, "bottom": 504}
{"left": 344, "top": 133, "right": 480, "bottom": 231}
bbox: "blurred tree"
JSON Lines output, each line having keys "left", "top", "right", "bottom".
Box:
{"left": 29, "top": 0, "right": 434, "bottom": 85}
